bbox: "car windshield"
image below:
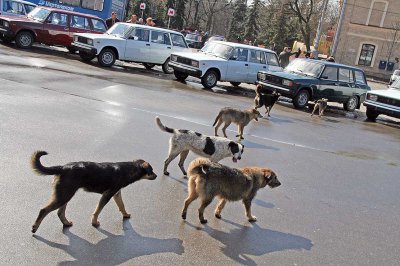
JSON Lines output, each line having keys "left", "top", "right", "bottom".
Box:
{"left": 106, "top": 23, "right": 132, "bottom": 38}
{"left": 27, "top": 7, "right": 50, "bottom": 22}
{"left": 286, "top": 59, "right": 324, "bottom": 77}
{"left": 186, "top": 33, "right": 201, "bottom": 41}
{"left": 200, "top": 42, "right": 233, "bottom": 59}
{"left": 24, "top": 4, "right": 36, "bottom": 14}
{"left": 390, "top": 78, "right": 400, "bottom": 90}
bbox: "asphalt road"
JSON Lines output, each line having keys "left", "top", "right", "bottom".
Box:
{"left": 0, "top": 43, "right": 399, "bottom": 266}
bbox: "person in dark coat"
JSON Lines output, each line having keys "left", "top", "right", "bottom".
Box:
{"left": 279, "top": 47, "right": 294, "bottom": 68}
{"left": 105, "top": 12, "right": 120, "bottom": 29}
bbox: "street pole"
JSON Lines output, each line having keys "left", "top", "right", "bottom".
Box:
{"left": 386, "top": 25, "right": 399, "bottom": 70}
{"left": 313, "top": 0, "right": 329, "bottom": 58}
{"left": 168, "top": 17, "right": 171, "bottom": 29}
{"left": 331, "top": 0, "right": 347, "bottom": 57}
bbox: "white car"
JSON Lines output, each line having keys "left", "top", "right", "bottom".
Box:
{"left": 0, "top": 0, "right": 36, "bottom": 17}
{"left": 364, "top": 77, "right": 400, "bottom": 121}
{"left": 71, "top": 23, "right": 189, "bottom": 73}
{"left": 168, "top": 41, "right": 283, "bottom": 89}
{"left": 389, "top": 69, "right": 400, "bottom": 85}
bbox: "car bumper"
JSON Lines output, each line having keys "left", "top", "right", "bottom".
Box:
{"left": 169, "top": 61, "right": 202, "bottom": 77}
{"left": 71, "top": 42, "right": 97, "bottom": 55}
{"left": 364, "top": 100, "right": 400, "bottom": 119}
{"left": 257, "top": 80, "right": 296, "bottom": 97}
{"left": 0, "top": 27, "right": 14, "bottom": 38}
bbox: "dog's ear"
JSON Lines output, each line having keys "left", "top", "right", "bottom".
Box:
{"left": 228, "top": 141, "right": 239, "bottom": 154}
{"left": 141, "top": 161, "right": 149, "bottom": 169}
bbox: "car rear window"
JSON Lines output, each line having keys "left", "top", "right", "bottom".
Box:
{"left": 249, "top": 50, "right": 266, "bottom": 64}
{"left": 48, "top": 12, "right": 68, "bottom": 26}
{"left": 171, "top": 33, "right": 187, "bottom": 48}
{"left": 70, "top": 15, "right": 90, "bottom": 30}
{"left": 151, "top": 31, "right": 171, "bottom": 45}
{"left": 354, "top": 70, "right": 366, "bottom": 85}
{"left": 91, "top": 18, "right": 106, "bottom": 32}
{"left": 339, "top": 68, "right": 354, "bottom": 83}
{"left": 265, "top": 52, "right": 279, "bottom": 66}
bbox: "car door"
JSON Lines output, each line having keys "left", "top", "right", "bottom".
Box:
{"left": 43, "top": 11, "right": 70, "bottom": 46}
{"left": 337, "top": 67, "right": 356, "bottom": 103}
{"left": 124, "top": 27, "right": 150, "bottom": 62}
{"left": 69, "top": 15, "right": 91, "bottom": 42}
{"left": 353, "top": 69, "right": 369, "bottom": 101}
{"left": 318, "top": 66, "right": 339, "bottom": 100}
{"left": 247, "top": 49, "right": 268, "bottom": 83}
{"left": 226, "top": 47, "right": 249, "bottom": 82}
{"left": 149, "top": 30, "right": 172, "bottom": 64}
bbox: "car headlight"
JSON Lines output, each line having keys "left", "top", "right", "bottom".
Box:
{"left": 191, "top": 60, "right": 199, "bottom": 68}
{"left": 3, "top": 21, "right": 9, "bottom": 28}
{"left": 171, "top": 54, "right": 178, "bottom": 62}
{"left": 282, "top": 79, "right": 293, "bottom": 86}
{"left": 367, "top": 94, "right": 378, "bottom": 101}
{"left": 87, "top": 39, "right": 93, "bottom": 45}
{"left": 74, "top": 35, "right": 78, "bottom": 42}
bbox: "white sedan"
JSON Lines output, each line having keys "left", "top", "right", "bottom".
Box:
{"left": 71, "top": 23, "right": 189, "bottom": 74}
{"left": 168, "top": 41, "right": 282, "bottom": 89}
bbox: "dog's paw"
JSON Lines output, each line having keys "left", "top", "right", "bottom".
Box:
{"left": 164, "top": 171, "right": 170, "bottom": 176}
{"left": 91, "top": 220, "right": 100, "bottom": 227}
{"left": 181, "top": 212, "right": 186, "bottom": 220}
{"left": 215, "top": 213, "right": 221, "bottom": 219}
{"left": 248, "top": 216, "right": 257, "bottom": 222}
{"left": 122, "top": 213, "right": 131, "bottom": 219}
{"left": 62, "top": 221, "right": 73, "bottom": 227}
{"left": 200, "top": 219, "right": 208, "bottom": 224}
{"left": 31, "top": 225, "right": 38, "bottom": 233}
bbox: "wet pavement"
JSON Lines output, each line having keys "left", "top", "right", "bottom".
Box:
{"left": 0, "top": 43, "right": 400, "bottom": 265}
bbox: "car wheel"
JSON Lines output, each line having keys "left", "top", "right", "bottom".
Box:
{"left": 174, "top": 70, "right": 188, "bottom": 81}
{"left": 143, "top": 63, "right": 155, "bottom": 70}
{"left": 366, "top": 108, "right": 379, "bottom": 121}
{"left": 230, "top": 82, "right": 241, "bottom": 87}
{"left": 293, "top": 89, "right": 310, "bottom": 109}
{"left": 162, "top": 58, "right": 173, "bottom": 74}
{"left": 98, "top": 48, "right": 116, "bottom": 67}
{"left": 67, "top": 46, "right": 77, "bottom": 54}
{"left": 201, "top": 70, "right": 218, "bottom": 89}
{"left": 344, "top": 96, "right": 358, "bottom": 112}
{"left": 15, "top": 31, "right": 33, "bottom": 49}
{"left": 79, "top": 51, "right": 95, "bottom": 62}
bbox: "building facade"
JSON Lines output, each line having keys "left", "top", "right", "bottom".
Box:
{"left": 335, "top": 0, "right": 400, "bottom": 80}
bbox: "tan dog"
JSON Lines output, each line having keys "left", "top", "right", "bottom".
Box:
{"left": 213, "top": 107, "right": 262, "bottom": 140}
{"left": 311, "top": 98, "right": 328, "bottom": 117}
{"left": 181, "top": 158, "right": 281, "bottom": 224}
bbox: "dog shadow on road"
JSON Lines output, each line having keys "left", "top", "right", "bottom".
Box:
{"left": 33, "top": 219, "right": 184, "bottom": 265}
{"left": 185, "top": 219, "right": 313, "bottom": 266}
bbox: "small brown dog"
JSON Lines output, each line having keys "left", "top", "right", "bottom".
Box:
{"left": 311, "top": 98, "right": 328, "bottom": 117}
{"left": 181, "top": 158, "right": 281, "bottom": 224}
{"left": 213, "top": 107, "right": 262, "bottom": 140}
{"left": 31, "top": 151, "right": 157, "bottom": 233}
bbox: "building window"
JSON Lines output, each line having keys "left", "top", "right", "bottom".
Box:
{"left": 366, "top": 0, "right": 388, "bottom": 27}
{"left": 358, "top": 44, "right": 375, "bottom": 66}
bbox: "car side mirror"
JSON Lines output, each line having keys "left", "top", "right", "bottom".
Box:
{"left": 129, "top": 36, "right": 139, "bottom": 40}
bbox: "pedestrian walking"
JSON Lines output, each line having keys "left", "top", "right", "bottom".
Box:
{"left": 105, "top": 11, "right": 120, "bottom": 29}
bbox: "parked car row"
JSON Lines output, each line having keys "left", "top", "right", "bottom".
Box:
{"left": 2, "top": 6, "right": 395, "bottom": 121}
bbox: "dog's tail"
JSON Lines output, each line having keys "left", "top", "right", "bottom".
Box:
{"left": 31, "top": 151, "right": 62, "bottom": 176}
{"left": 155, "top": 117, "right": 174, "bottom": 133}
{"left": 187, "top": 158, "right": 211, "bottom": 178}
{"left": 212, "top": 111, "right": 222, "bottom": 127}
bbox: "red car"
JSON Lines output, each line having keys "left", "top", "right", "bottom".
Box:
{"left": 0, "top": 6, "right": 106, "bottom": 51}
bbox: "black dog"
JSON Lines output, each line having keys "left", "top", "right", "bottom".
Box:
{"left": 254, "top": 85, "right": 280, "bottom": 117}
{"left": 31, "top": 151, "right": 157, "bottom": 233}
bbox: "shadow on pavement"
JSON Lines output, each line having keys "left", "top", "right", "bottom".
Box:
{"left": 184, "top": 220, "right": 312, "bottom": 266}
{"left": 33, "top": 219, "right": 184, "bottom": 265}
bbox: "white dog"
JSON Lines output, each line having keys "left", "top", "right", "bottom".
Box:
{"left": 155, "top": 117, "right": 244, "bottom": 177}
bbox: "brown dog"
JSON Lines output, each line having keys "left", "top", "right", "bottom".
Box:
{"left": 311, "top": 98, "right": 328, "bottom": 117}
{"left": 213, "top": 107, "right": 262, "bottom": 140}
{"left": 181, "top": 158, "right": 281, "bottom": 224}
{"left": 31, "top": 151, "right": 157, "bottom": 233}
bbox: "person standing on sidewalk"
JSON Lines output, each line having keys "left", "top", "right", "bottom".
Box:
{"left": 105, "top": 12, "right": 120, "bottom": 29}
{"left": 279, "top": 47, "right": 294, "bottom": 68}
